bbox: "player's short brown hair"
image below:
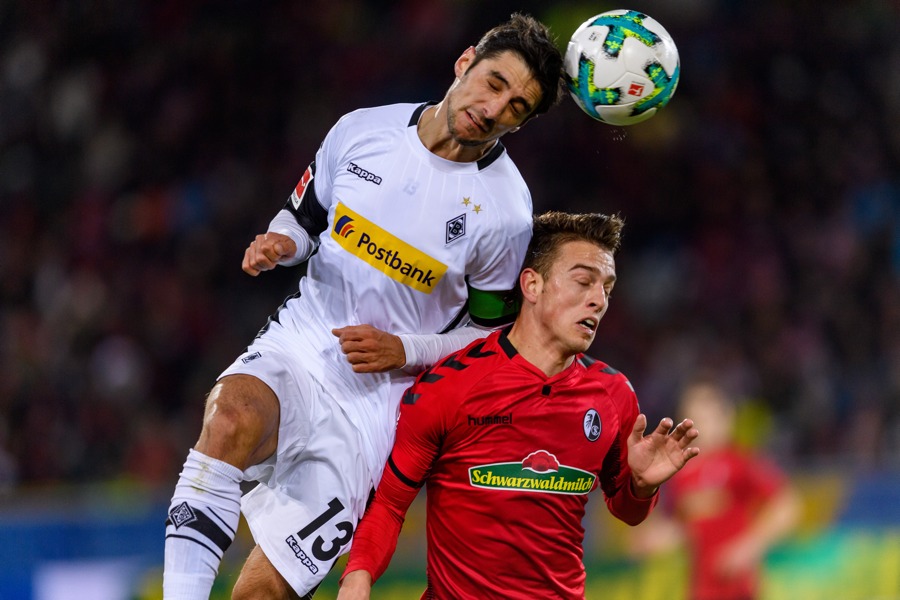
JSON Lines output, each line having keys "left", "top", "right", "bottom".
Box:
{"left": 470, "top": 13, "right": 565, "bottom": 118}
{"left": 524, "top": 211, "right": 625, "bottom": 280}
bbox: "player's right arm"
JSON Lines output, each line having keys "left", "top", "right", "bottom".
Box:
{"left": 242, "top": 160, "right": 328, "bottom": 275}
{"left": 339, "top": 366, "right": 452, "bottom": 593}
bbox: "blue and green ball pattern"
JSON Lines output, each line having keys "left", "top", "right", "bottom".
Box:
{"left": 566, "top": 10, "right": 680, "bottom": 123}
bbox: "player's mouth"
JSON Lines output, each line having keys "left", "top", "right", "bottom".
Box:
{"left": 466, "top": 110, "right": 489, "bottom": 133}
{"left": 577, "top": 318, "right": 598, "bottom": 335}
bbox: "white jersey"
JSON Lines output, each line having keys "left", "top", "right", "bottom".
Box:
{"left": 221, "top": 103, "right": 533, "bottom": 592}
{"left": 273, "top": 102, "right": 533, "bottom": 475}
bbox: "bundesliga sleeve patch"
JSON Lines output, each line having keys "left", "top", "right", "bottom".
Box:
{"left": 291, "top": 164, "right": 314, "bottom": 210}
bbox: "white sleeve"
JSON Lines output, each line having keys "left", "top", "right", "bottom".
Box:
{"left": 399, "top": 325, "right": 492, "bottom": 373}
{"left": 267, "top": 209, "right": 320, "bottom": 266}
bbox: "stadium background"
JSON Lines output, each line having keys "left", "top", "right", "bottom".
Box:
{"left": 0, "top": 0, "right": 898, "bottom": 598}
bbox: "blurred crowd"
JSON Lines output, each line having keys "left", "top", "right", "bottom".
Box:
{"left": 0, "top": 0, "right": 898, "bottom": 490}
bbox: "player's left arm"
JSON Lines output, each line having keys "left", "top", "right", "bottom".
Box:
{"left": 395, "top": 283, "right": 518, "bottom": 372}
{"left": 601, "top": 376, "right": 699, "bottom": 525}
{"left": 390, "top": 210, "right": 530, "bottom": 371}
{"left": 331, "top": 318, "right": 497, "bottom": 374}
{"left": 626, "top": 413, "right": 700, "bottom": 496}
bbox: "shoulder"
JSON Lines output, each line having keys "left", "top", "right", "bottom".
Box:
{"left": 334, "top": 102, "right": 423, "bottom": 133}
{"left": 404, "top": 331, "right": 507, "bottom": 401}
{"left": 471, "top": 154, "right": 533, "bottom": 236}
{"left": 580, "top": 356, "right": 638, "bottom": 406}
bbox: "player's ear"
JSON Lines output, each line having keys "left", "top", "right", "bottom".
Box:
{"left": 519, "top": 268, "right": 542, "bottom": 303}
{"left": 454, "top": 46, "right": 476, "bottom": 78}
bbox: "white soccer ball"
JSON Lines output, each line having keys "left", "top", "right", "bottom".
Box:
{"left": 564, "top": 9, "right": 680, "bottom": 126}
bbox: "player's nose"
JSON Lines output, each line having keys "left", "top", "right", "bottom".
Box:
{"left": 482, "top": 96, "right": 504, "bottom": 121}
{"left": 588, "top": 288, "right": 608, "bottom": 312}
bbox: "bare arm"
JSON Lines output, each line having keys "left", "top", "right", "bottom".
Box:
{"left": 716, "top": 485, "right": 800, "bottom": 577}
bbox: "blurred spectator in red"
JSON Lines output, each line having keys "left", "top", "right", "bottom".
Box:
{"left": 631, "top": 375, "right": 801, "bottom": 600}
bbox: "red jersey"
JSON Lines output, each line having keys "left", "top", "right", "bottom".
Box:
{"left": 345, "top": 329, "right": 657, "bottom": 599}
{"left": 666, "top": 447, "right": 787, "bottom": 600}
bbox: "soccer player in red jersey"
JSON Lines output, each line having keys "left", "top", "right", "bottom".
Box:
{"left": 633, "top": 376, "right": 800, "bottom": 600}
{"left": 337, "top": 211, "right": 701, "bottom": 599}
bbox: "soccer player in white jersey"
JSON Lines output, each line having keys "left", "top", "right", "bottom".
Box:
{"left": 162, "top": 13, "right": 565, "bottom": 600}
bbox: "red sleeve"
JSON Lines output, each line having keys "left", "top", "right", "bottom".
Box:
{"left": 598, "top": 373, "right": 659, "bottom": 526}
{"left": 342, "top": 370, "right": 452, "bottom": 582}
{"left": 342, "top": 461, "right": 418, "bottom": 582}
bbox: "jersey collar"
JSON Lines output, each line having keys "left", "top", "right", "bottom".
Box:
{"left": 408, "top": 103, "right": 506, "bottom": 171}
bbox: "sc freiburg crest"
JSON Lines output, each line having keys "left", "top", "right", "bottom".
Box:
{"left": 583, "top": 409, "right": 601, "bottom": 442}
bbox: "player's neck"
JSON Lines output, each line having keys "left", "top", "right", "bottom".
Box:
{"left": 506, "top": 321, "right": 576, "bottom": 377}
{"left": 417, "top": 104, "right": 498, "bottom": 163}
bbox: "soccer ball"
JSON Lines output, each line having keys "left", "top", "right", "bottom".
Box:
{"left": 564, "top": 10, "right": 680, "bottom": 126}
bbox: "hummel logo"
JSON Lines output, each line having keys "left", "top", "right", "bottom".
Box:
{"left": 468, "top": 413, "right": 513, "bottom": 426}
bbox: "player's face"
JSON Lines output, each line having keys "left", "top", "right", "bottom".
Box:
{"left": 536, "top": 240, "right": 616, "bottom": 356}
{"left": 445, "top": 48, "right": 543, "bottom": 146}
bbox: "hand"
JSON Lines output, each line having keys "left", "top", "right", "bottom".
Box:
{"left": 627, "top": 414, "right": 700, "bottom": 497}
{"left": 336, "top": 570, "right": 372, "bottom": 600}
{"left": 715, "top": 536, "right": 760, "bottom": 579}
{"left": 242, "top": 232, "right": 297, "bottom": 276}
{"left": 332, "top": 325, "right": 406, "bottom": 373}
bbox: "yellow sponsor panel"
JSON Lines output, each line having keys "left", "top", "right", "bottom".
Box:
{"left": 330, "top": 202, "right": 447, "bottom": 294}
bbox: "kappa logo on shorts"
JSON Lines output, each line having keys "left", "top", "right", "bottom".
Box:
{"left": 330, "top": 202, "right": 448, "bottom": 294}
{"left": 285, "top": 535, "right": 320, "bottom": 574}
{"left": 169, "top": 501, "right": 197, "bottom": 529}
{"left": 241, "top": 351, "right": 262, "bottom": 364}
{"left": 446, "top": 213, "right": 466, "bottom": 244}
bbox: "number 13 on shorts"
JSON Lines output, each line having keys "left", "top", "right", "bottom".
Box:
{"left": 283, "top": 497, "right": 354, "bottom": 577}
{"left": 292, "top": 497, "right": 354, "bottom": 563}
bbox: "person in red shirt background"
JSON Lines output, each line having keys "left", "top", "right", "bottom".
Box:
{"left": 336, "top": 211, "right": 701, "bottom": 600}
{"left": 631, "top": 376, "right": 801, "bottom": 600}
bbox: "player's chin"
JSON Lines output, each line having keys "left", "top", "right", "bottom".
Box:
{"left": 454, "top": 131, "right": 492, "bottom": 147}
{"left": 569, "top": 335, "right": 594, "bottom": 356}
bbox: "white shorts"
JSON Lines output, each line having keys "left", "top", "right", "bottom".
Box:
{"left": 219, "top": 335, "right": 377, "bottom": 595}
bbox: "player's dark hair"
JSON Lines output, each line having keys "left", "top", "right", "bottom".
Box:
{"left": 524, "top": 211, "right": 625, "bottom": 280}
{"left": 471, "top": 13, "right": 565, "bottom": 118}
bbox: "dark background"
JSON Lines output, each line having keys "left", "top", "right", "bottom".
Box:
{"left": 1, "top": 0, "right": 898, "bottom": 492}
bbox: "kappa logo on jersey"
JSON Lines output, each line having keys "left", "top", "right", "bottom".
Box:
{"left": 291, "top": 165, "right": 315, "bottom": 210}
{"left": 468, "top": 450, "right": 596, "bottom": 495}
{"left": 330, "top": 202, "right": 447, "bottom": 294}
{"left": 347, "top": 162, "right": 382, "bottom": 185}
{"left": 583, "top": 408, "right": 601, "bottom": 442}
{"left": 446, "top": 213, "right": 466, "bottom": 244}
